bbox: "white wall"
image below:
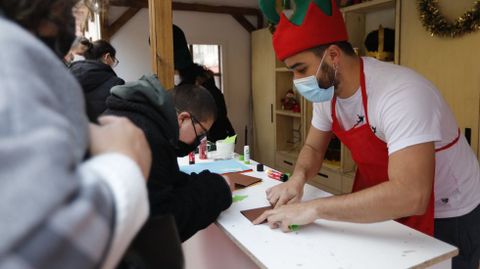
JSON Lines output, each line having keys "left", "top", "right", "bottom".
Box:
{"left": 110, "top": 8, "right": 253, "bottom": 152}
{"left": 110, "top": 8, "right": 152, "bottom": 82}
{"left": 173, "top": 11, "right": 253, "bottom": 152}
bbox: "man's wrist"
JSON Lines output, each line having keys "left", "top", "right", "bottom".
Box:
{"left": 290, "top": 172, "right": 308, "bottom": 185}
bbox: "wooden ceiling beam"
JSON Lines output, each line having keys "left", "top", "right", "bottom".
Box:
{"left": 232, "top": 14, "right": 255, "bottom": 33}
{"left": 100, "top": 1, "right": 109, "bottom": 39}
{"left": 108, "top": 8, "right": 141, "bottom": 38}
{"left": 109, "top": 0, "right": 264, "bottom": 30}
{"left": 172, "top": 2, "right": 264, "bottom": 31}
{"left": 172, "top": 2, "right": 260, "bottom": 16}
{"left": 109, "top": 0, "right": 148, "bottom": 8}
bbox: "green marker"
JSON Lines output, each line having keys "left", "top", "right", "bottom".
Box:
{"left": 288, "top": 224, "right": 300, "bottom": 232}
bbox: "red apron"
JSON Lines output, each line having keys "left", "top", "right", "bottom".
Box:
{"left": 330, "top": 58, "right": 458, "bottom": 236}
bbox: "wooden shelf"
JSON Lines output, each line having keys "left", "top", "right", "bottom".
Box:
{"left": 322, "top": 160, "right": 341, "bottom": 171}
{"left": 275, "top": 67, "right": 291, "bottom": 72}
{"left": 340, "top": 0, "right": 395, "bottom": 13}
{"left": 276, "top": 110, "right": 302, "bottom": 118}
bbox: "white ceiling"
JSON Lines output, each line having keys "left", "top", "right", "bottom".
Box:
{"left": 174, "top": 0, "right": 260, "bottom": 8}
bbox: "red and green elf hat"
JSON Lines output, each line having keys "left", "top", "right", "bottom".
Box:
{"left": 259, "top": 0, "right": 348, "bottom": 61}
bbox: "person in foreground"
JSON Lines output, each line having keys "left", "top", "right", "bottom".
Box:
{"left": 0, "top": 1, "right": 151, "bottom": 268}
{"left": 254, "top": 1, "right": 480, "bottom": 268}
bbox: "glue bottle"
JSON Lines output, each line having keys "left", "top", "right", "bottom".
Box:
{"left": 244, "top": 145, "right": 250, "bottom": 164}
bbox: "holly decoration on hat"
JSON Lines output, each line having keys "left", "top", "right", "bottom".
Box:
{"left": 258, "top": 0, "right": 348, "bottom": 60}
{"left": 259, "top": 0, "right": 332, "bottom": 25}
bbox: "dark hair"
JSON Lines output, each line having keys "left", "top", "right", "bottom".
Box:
{"left": 178, "top": 63, "right": 213, "bottom": 85}
{"left": 84, "top": 39, "right": 116, "bottom": 60}
{"left": 71, "top": 36, "right": 91, "bottom": 50}
{"left": 309, "top": 41, "right": 356, "bottom": 57}
{"left": 173, "top": 24, "right": 193, "bottom": 70}
{"left": 169, "top": 84, "right": 217, "bottom": 123}
{"left": 0, "top": 0, "right": 70, "bottom": 30}
{"left": 0, "top": 0, "right": 99, "bottom": 31}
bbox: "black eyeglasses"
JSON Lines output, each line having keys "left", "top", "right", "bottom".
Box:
{"left": 190, "top": 114, "right": 208, "bottom": 142}
{"left": 110, "top": 55, "right": 119, "bottom": 67}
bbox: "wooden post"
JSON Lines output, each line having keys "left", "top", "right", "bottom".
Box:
{"left": 148, "top": 0, "right": 174, "bottom": 90}
{"left": 100, "top": 1, "right": 109, "bottom": 40}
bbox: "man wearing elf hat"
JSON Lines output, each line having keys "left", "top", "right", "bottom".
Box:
{"left": 254, "top": 1, "right": 480, "bottom": 268}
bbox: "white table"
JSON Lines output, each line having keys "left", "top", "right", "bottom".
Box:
{"left": 179, "top": 156, "right": 458, "bottom": 269}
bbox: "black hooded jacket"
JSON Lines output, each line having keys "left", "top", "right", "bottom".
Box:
{"left": 103, "top": 75, "right": 232, "bottom": 242}
{"left": 69, "top": 60, "right": 124, "bottom": 121}
{"left": 200, "top": 78, "right": 236, "bottom": 142}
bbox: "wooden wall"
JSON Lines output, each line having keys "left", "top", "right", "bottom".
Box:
{"left": 400, "top": 0, "right": 480, "bottom": 156}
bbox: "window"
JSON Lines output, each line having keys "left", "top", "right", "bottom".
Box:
{"left": 189, "top": 44, "right": 223, "bottom": 91}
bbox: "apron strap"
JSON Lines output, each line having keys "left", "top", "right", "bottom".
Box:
{"left": 332, "top": 58, "right": 367, "bottom": 123}
{"left": 435, "top": 128, "right": 461, "bottom": 152}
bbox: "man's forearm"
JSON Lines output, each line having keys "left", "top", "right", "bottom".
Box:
{"left": 309, "top": 179, "right": 430, "bottom": 223}
{"left": 291, "top": 143, "right": 327, "bottom": 185}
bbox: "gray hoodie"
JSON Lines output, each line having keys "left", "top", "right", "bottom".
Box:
{"left": 0, "top": 16, "right": 148, "bottom": 269}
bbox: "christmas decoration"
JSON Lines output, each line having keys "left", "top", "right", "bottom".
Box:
{"left": 418, "top": 0, "right": 480, "bottom": 38}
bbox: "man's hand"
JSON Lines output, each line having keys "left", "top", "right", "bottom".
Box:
{"left": 89, "top": 116, "right": 152, "bottom": 180}
{"left": 266, "top": 178, "right": 305, "bottom": 208}
{"left": 252, "top": 201, "right": 318, "bottom": 232}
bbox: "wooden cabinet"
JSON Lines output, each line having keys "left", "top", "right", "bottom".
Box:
{"left": 252, "top": 29, "right": 276, "bottom": 168}
{"left": 341, "top": 0, "right": 400, "bottom": 63}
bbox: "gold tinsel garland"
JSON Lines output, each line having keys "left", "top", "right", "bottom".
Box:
{"left": 418, "top": 0, "right": 480, "bottom": 38}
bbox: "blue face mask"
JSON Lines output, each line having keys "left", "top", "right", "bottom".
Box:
{"left": 293, "top": 53, "right": 335, "bottom": 103}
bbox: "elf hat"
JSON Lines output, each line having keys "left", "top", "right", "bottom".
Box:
{"left": 259, "top": 0, "right": 348, "bottom": 61}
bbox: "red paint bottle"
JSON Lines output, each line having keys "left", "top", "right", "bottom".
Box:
{"left": 199, "top": 138, "right": 207, "bottom": 159}
{"left": 188, "top": 151, "right": 195, "bottom": 164}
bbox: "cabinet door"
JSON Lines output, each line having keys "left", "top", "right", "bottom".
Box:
{"left": 308, "top": 167, "right": 342, "bottom": 195}
{"left": 252, "top": 29, "right": 276, "bottom": 167}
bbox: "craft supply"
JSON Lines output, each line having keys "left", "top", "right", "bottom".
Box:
{"left": 267, "top": 172, "right": 282, "bottom": 181}
{"left": 199, "top": 137, "right": 207, "bottom": 159}
{"left": 244, "top": 145, "right": 250, "bottom": 164}
{"left": 256, "top": 163, "right": 264, "bottom": 172}
{"left": 280, "top": 173, "right": 289, "bottom": 182}
{"left": 188, "top": 151, "right": 195, "bottom": 164}
{"left": 216, "top": 139, "right": 235, "bottom": 159}
{"left": 241, "top": 205, "right": 273, "bottom": 224}
{"left": 288, "top": 224, "right": 300, "bottom": 232}
{"left": 266, "top": 169, "right": 281, "bottom": 176}
{"left": 232, "top": 195, "right": 248, "bottom": 202}
{"left": 180, "top": 159, "right": 252, "bottom": 175}
{"left": 227, "top": 173, "right": 262, "bottom": 190}
{"left": 266, "top": 169, "right": 280, "bottom": 175}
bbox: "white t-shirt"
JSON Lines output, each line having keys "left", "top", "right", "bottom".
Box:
{"left": 312, "top": 57, "right": 480, "bottom": 218}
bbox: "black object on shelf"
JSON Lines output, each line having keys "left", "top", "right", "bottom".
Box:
{"left": 465, "top": 128, "right": 471, "bottom": 145}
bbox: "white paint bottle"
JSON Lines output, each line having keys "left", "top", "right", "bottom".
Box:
{"left": 244, "top": 145, "right": 250, "bottom": 164}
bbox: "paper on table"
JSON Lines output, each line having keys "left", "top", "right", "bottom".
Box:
{"left": 179, "top": 159, "right": 251, "bottom": 175}
{"left": 226, "top": 172, "right": 262, "bottom": 190}
{"left": 222, "top": 135, "right": 237, "bottom": 144}
{"left": 241, "top": 205, "right": 273, "bottom": 224}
